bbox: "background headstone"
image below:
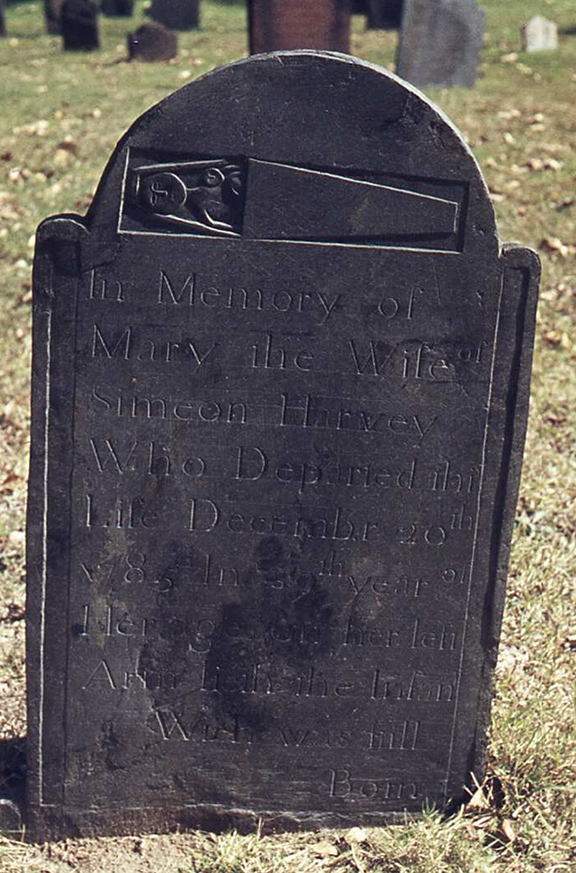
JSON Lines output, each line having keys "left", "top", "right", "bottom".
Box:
{"left": 0, "top": 0, "right": 6, "bottom": 38}
{"left": 128, "top": 21, "right": 178, "bottom": 61}
{"left": 523, "top": 15, "right": 558, "bottom": 52}
{"left": 366, "top": 0, "right": 404, "bottom": 30}
{"left": 397, "top": 0, "right": 485, "bottom": 88}
{"left": 61, "top": 0, "right": 100, "bottom": 50}
{"left": 44, "top": 0, "right": 65, "bottom": 34}
{"left": 101, "top": 0, "right": 134, "bottom": 17}
{"left": 148, "top": 0, "right": 199, "bottom": 31}
{"left": 27, "top": 51, "right": 539, "bottom": 841}
{"left": 248, "top": 0, "right": 350, "bottom": 54}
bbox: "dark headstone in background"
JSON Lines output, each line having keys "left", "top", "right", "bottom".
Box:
{"left": 148, "top": 0, "right": 199, "bottom": 31}
{"left": 128, "top": 21, "right": 178, "bottom": 61}
{"left": 101, "top": 0, "right": 134, "bottom": 18}
{"left": 366, "top": 0, "right": 404, "bottom": 30}
{"left": 61, "top": 0, "right": 99, "bottom": 50}
{"left": 27, "top": 51, "right": 539, "bottom": 841}
{"left": 248, "top": 0, "right": 350, "bottom": 54}
{"left": 397, "top": 0, "right": 485, "bottom": 88}
{"left": 0, "top": 0, "right": 6, "bottom": 37}
{"left": 44, "top": 0, "right": 65, "bottom": 34}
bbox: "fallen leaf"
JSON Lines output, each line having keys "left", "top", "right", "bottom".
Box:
{"left": 346, "top": 827, "right": 368, "bottom": 845}
{"left": 539, "top": 237, "right": 569, "bottom": 257}
{"left": 543, "top": 330, "right": 562, "bottom": 346}
{"left": 544, "top": 158, "right": 562, "bottom": 171}
{"left": 467, "top": 784, "right": 490, "bottom": 809}
{"left": 312, "top": 841, "right": 339, "bottom": 857}
{"left": 501, "top": 819, "right": 516, "bottom": 843}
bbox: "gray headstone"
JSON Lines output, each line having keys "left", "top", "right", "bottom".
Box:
{"left": 522, "top": 15, "right": 558, "bottom": 52}
{"left": 397, "top": 0, "right": 485, "bottom": 88}
{"left": 61, "top": 0, "right": 100, "bottom": 50}
{"left": 27, "top": 51, "right": 539, "bottom": 841}
{"left": 148, "top": 0, "right": 199, "bottom": 31}
{"left": 128, "top": 22, "right": 178, "bottom": 62}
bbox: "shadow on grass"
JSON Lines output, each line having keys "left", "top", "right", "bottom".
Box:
{"left": 0, "top": 738, "right": 25, "bottom": 835}
{"left": 0, "top": 737, "right": 25, "bottom": 802}
{"left": 560, "top": 26, "right": 576, "bottom": 36}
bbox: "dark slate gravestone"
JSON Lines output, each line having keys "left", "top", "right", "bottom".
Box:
{"left": 44, "top": 0, "right": 65, "bottom": 35}
{"left": 128, "top": 22, "right": 178, "bottom": 62}
{"left": 102, "top": 0, "right": 134, "bottom": 18}
{"left": 366, "top": 0, "right": 404, "bottom": 30}
{"left": 397, "top": 0, "right": 485, "bottom": 89}
{"left": 27, "top": 51, "right": 539, "bottom": 841}
{"left": 0, "top": 0, "right": 6, "bottom": 38}
{"left": 61, "top": 0, "right": 99, "bottom": 50}
{"left": 248, "top": 0, "right": 350, "bottom": 54}
{"left": 148, "top": 0, "right": 199, "bottom": 31}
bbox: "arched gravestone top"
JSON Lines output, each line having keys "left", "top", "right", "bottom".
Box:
{"left": 28, "top": 52, "right": 539, "bottom": 841}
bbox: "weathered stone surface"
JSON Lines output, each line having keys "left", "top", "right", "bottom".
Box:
{"left": 27, "top": 51, "right": 539, "bottom": 842}
{"left": 128, "top": 22, "right": 177, "bottom": 62}
{"left": 102, "top": 0, "right": 134, "bottom": 18}
{"left": 523, "top": 15, "right": 558, "bottom": 52}
{"left": 248, "top": 0, "right": 350, "bottom": 54}
{"left": 397, "top": 0, "right": 485, "bottom": 88}
{"left": 148, "top": 0, "right": 199, "bottom": 31}
{"left": 61, "top": 0, "right": 99, "bottom": 50}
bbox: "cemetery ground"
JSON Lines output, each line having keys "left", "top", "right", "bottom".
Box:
{"left": 0, "top": 0, "right": 575, "bottom": 869}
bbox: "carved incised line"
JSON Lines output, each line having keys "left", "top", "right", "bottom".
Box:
{"left": 121, "top": 152, "right": 464, "bottom": 249}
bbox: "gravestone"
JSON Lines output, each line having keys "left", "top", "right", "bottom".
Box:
{"left": 61, "top": 0, "right": 99, "bottom": 50}
{"left": 128, "top": 22, "right": 178, "bottom": 62}
{"left": 366, "top": 0, "right": 404, "bottom": 30}
{"left": 248, "top": 0, "right": 350, "bottom": 54}
{"left": 0, "top": 0, "right": 6, "bottom": 38}
{"left": 397, "top": 0, "right": 485, "bottom": 88}
{"left": 148, "top": 0, "right": 199, "bottom": 31}
{"left": 102, "top": 0, "right": 134, "bottom": 18}
{"left": 44, "top": 0, "right": 65, "bottom": 34}
{"left": 522, "top": 15, "right": 558, "bottom": 52}
{"left": 27, "top": 51, "right": 539, "bottom": 841}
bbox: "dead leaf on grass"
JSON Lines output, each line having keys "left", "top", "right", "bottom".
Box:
{"left": 539, "top": 237, "right": 570, "bottom": 257}
{"left": 500, "top": 819, "right": 517, "bottom": 843}
{"left": 345, "top": 827, "right": 368, "bottom": 845}
{"left": 467, "top": 783, "right": 490, "bottom": 810}
{"left": 312, "top": 841, "right": 339, "bottom": 857}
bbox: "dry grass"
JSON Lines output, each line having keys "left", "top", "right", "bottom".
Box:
{"left": 0, "top": 0, "right": 575, "bottom": 870}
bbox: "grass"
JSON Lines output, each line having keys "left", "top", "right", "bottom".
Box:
{"left": 0, "top": 0, "right": 575, "bottom": 870}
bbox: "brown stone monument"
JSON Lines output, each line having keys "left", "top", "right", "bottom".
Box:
{"left": 248, "top": 0, "right": 351, "bottom": 54}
